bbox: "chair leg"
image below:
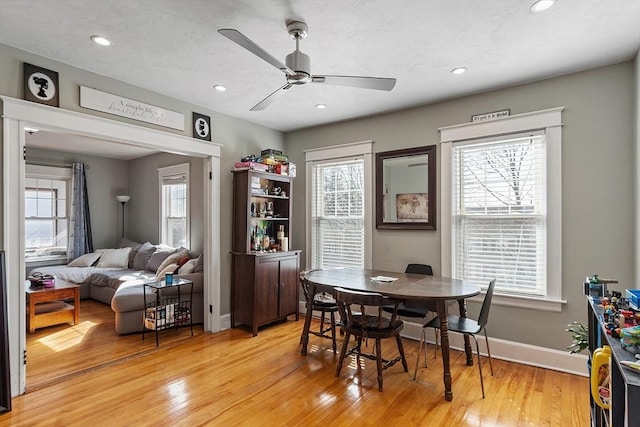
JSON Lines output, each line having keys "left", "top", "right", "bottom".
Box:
{"left": 330, "top": 311, "right": 337, "bottom": 353}
{"left": 484, "top": 329, "right": 494, "bottom": 376}
{"left": 319, "top": 310, "right": 326, "bottom": 334}
{"left": 433, "top": 328, "right": 439, "bottom": 359}
{"left": 336, "top": 332, "right": 351, "bottom": 377}
{"left": 413, "top": 326, "right": 426, "bottom": 380}
{"left": 470, "top": 334, "right": 485, "bottom": 399}
{"left": 395, "top": 334, "right": 408, "bottom": 372}
{"left": 375, "top": 338, "right": 384, "bottom": 391}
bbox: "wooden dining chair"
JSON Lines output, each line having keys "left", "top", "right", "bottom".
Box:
{"left": 299, "top": 272, "right": 339, "bottom": 353}
{"left": 335, "top": 287, "right": 408, "bottom": 391}
{"left": 382, "top": 263, "right": 437, "bottom": 368}
{"left": 421, "top": 279, "right": 496, "bottom": 398}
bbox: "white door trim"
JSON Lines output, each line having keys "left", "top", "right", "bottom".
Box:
{"left": 1, "top": 96, "right": 222, "bottom": 396}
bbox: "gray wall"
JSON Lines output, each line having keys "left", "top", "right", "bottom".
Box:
{"left": 0, "top": 42, "right": 285, "bottom": 316}
{"left": 285, "top": 61, "right": 636, "bottom": 351}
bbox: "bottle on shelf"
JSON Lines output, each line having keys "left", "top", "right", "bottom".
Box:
{"left": 277, "top": 225, "right": 285, "bottom": 244}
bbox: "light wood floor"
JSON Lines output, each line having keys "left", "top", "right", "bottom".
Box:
{"left": 4, "top": 308, "right": 589, "bottom": 426}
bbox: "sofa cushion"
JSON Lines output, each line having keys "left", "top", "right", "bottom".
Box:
{"left": 146, "top": 249, "right": 176, "bottom": 272}
{"left": 156, "top": 249, "right": 189, "bottom": 274}
{"left": 89, "top": 269, "right": 155, "bottom": 289}
{"left": 132, "top": 242, "right": 155, "bottom": 270}
{"left": 96, "top": 248, "right": 131, "bottom": 268}
{"left": 120, "top": 238, "right": 142, "bottom": 268}
{"left": 194, "top": 253, "right": 204, "bottom": 273}
{"left": 155, "top": 263, "right": 178, "bottom": 281}
{"left": 178, "top": 259, "right": 197, "bottom": 274}
{"left": 68, "top": 252, "right": 102, "bottom": 267}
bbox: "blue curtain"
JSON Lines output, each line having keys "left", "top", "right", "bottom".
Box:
{"left": 67, "top": 163, "right": 93, "bottom": 261}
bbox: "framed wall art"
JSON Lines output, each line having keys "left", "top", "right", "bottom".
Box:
{"left": 375, "top": 145, "right": 436, "bottom": 230}
{"left": 23, "top": 63, "right": 59, "bottom": 107}
{"left": 193, "top": 112, "right": 211, "bottom": 141}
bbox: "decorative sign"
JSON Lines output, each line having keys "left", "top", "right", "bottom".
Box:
{"left": 79, "top": 86, "right": 185, "bottom": 130}
{"left": 192, "top": 112, "right": 211, "bottom": 141}
{"left": 471, "top": 109, "right": 510, "bottom": 123}
{"left": 23, "top": 63, "right": 59, "bottom": 107}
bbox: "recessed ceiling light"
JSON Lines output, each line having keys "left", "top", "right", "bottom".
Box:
{"left": 91, "top": 36, "right": 111, "bottom": 46}
{"left": 451, "top": 67, "right": 467, "bottom": 75}
{"left": 213, "top": 85, "right": 227, "bottom": 92}
{"left": 24, "top": 127, "right": 39, "bottom": 134}
{"left": 531, "top": 0, "right": 556, "bottom": 13}
{"left": 315, "top": 104, "right": 327, "bottom": 109}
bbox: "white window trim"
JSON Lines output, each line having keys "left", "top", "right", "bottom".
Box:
{"left": 305, "top": 141, "right": 373, "bottom": 269}
{"left": 158, "top": 163, "right": 190, "bottom": 248}
{"left": 439, "top": 107, "right": 566, "bottom": 312}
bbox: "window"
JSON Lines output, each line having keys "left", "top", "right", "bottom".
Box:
{"left": 452, "top": 132, "right": 545, "bottom": 295}
{"left": 158, "top": 163, "right": 189, "bottom": 248}
{"left": 306, "top": 141, "right": 373, "bottom": 270}
{"left": 440, "top": 107, "right": 564, "bottom": 311}
{"left": 25, "top": 165, "right": 71, "bottom": 261}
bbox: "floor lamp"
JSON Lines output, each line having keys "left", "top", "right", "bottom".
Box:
{"left": 116, "top": 195, "right": 130, "bottom": 239}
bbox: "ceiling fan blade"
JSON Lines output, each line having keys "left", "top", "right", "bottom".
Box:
{"left": 250, "top": 84, "right": 294, "bottom": 111}
{"left": 218, "top": 28, "right": 294, "bottom": 75}
{"left": 312, "top": 75, "right": 396, "bottom": 91}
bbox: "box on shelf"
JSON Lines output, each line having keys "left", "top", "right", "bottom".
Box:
{"left": 626, "top": 289, "right": 640, "bottom": 310}
{"left": 234, "top": 161, "right": 269, "bottom": 172}
{"left": 261, "top": 148, "right": 282, "bottom": 157}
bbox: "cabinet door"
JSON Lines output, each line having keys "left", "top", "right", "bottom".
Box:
{"left": 255, "top": 258, "right": 280, "bottom": 325}
{"left": 278, "top": 256, "right": 299, "bottom": 317}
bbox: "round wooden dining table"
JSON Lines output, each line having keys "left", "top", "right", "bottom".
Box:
{"left": 300, "top": 267, "right": 481, "bottom": 401}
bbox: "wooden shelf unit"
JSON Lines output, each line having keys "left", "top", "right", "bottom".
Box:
{"left": 587, "top": 296, "right": 640, "bottom": 426}
{"left": 231, "top": 169, "right": 300, "bottom": 336}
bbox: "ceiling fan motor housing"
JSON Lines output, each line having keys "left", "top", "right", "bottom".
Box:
{"left": 285, "top": 50, "right": 311, "bottom": 84}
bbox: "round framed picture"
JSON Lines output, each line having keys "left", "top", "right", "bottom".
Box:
{"left": 23, "top": 63, "right": 59, "bottom": 107}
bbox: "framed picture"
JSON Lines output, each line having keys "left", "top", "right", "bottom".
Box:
{"left": 192, "top": 112, "right": 211, "bottom": 141}
{"left": 23, "top": 63, "right": 59, "bottom": 107}
{"left": 375, "top": 145, "right": 436, "bottom": 230}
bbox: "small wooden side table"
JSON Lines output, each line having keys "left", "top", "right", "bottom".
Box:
{"left": 26, "top": 282, "right": 80, "bottom": 333}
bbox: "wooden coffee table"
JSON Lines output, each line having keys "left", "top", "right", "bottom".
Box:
{"left": 26, "top": 282, "right": 80, "bottom": 333}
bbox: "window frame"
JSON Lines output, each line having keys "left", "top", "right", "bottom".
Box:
{"left": 24, "top": 165, "right": 72, "bottom": 262}
{"left": 305, "top": 141, "right": 374, "bottom": 270}
{"left": 158, "top": 163, "right": 190, "bottom": 248}
{"left": 439, "top": 107, "right": 565, "bottom": 312}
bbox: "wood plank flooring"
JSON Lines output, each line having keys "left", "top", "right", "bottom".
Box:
{"left": 4, "top": 308, "right": 589, "bottom": 426}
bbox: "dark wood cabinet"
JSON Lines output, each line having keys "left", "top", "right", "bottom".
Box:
{"left": 231, "top": 170, "right": 300, "bottom": 336}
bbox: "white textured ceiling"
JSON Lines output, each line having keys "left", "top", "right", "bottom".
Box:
{"left": 1, "top": 0, "right": 639, "bottom": 134}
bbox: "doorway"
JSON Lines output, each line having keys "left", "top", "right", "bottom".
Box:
{"left": 2, "top": 96, "right": 222, "bottom": 396}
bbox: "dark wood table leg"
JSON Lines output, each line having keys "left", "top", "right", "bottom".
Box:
{"left": 437, "top": 301, "right": 453, "bottom": 401}
{"left": 458, "top": 298, "right": 474, "bottom": 366}
{"left": 300, "top": 284, "right": 314, "bottom": 355}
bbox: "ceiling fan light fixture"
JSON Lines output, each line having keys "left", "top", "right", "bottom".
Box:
{"left": 531, "top": 0, "right": 556, "bottom": 13}
{"left": 91, "top": 35, "right": 111, "bottom": 46}
{"left": 451, "top": 67, "right": 467, "bottom": 75}
{"left": 315, "top": 104, "right": 327, "bottom": 109}
{"left": 213, "top": 85, "right": 227, "bottom": 92}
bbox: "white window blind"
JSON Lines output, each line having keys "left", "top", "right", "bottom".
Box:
{"left": 452, "top": 132, "right": 546, "bottom": 296}
{"left": 311, "top": 159, "right": 364, "bottom": 269}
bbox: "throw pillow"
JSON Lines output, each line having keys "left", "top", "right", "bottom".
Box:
{"left": 178, "top": 259, "right": 197, "bottom": 274}
{"left": 68, "top": 252, "right": 102, "bottom": 267}
{"left": 95, "top": 248, "right": 131, "bottom": 268}
{"left": 155, "top": 263, "right": 178, "bottom": 281}
{"left": 132, "top": 242, "right": 155, "bottom": 270}
{"left": 156, "top": 249, "right": 189, "bottom": 274}
{"left": 193, "top": 253, "right": 204, "bottom": 273}
{"left": 119, "top": 238, "right": 141, "bottom": 248}
{"left": 146, "top": 249, "right": 176, "bottom": 273}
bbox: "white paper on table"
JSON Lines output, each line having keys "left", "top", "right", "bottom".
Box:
{"left": 370, "top": 276, "right": 398, "bottom": 282}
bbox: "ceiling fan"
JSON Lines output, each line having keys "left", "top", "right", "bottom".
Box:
{"left": 218, "top": 21, "right": 397, "bottom": 111}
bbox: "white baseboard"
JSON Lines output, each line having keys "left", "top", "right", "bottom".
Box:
{"left": 298, "top": 302, "right": 589, "bottom": 377}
